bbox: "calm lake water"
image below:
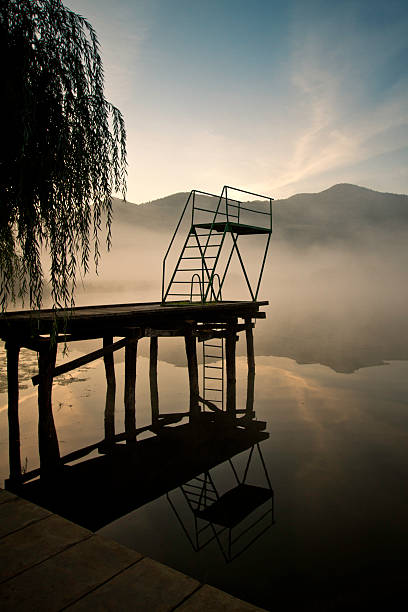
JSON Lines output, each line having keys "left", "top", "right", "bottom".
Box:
{"left": 1, "top": 311, "right": 407, "bottom": 610}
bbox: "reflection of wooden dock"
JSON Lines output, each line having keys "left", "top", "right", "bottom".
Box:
{"left": 0, "top": 488, "right": 265, "bottom": 611}
{"left": 11, "top": 420, "right": 269, "bottom": 531}
{"left": 1, "top": 300, "right": 267, "bottom": 484}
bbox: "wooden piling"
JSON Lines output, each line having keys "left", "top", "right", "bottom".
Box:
{"left": 124, "top": 335, "right": 138, "bottom": 445}
{"left": 38, "top": 343, "right": 60, "bottom": 474}
{"left": 6, "top": 342, "right": 21, "bottom": 480}
{"left": 225, "top": 322, "right": 237, "bottom": 418}
{"left": 245, "top": 319, "right": 255, "bottom": 417}
{"left": 103, "top": 336, "right": 116, "bottom": 443}
{"left": 149, "top": 337, "right": 159, "bottom": 425}
{"left": 184, "top": 327, "right": 200, "bottom": 422}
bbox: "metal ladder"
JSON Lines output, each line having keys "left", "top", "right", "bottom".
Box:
{"left": 165, "top": 226, "right": 223, "bottom": 302}
{"left": 202, "top": 337, "right": 224, "bottom": 411}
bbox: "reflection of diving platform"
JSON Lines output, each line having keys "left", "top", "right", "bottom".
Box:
{"left": 168, "top": 441, "right": 274, "bottom": 562}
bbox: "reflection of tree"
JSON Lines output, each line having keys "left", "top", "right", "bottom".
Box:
{"left": 0, "top": 0, "right": 127, "bottom": 312}
{"left": 167, "top": 442, "right": 274, "bottom": 562}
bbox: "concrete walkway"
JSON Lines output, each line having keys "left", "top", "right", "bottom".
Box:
{"left": 0, "top": 489, "right": 266, "bottom": 611}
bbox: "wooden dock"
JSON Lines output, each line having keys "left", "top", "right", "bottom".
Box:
{"left": 0, "top": 488, "right": 266, "bottom": 611}
{"left": 1, "top": 300, "right": 271, "bottom": 609}
{"left": 0, "top": 300, "right": 267, "bottom": 484}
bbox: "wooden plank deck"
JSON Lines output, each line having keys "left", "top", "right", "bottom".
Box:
{"left": 0, "top": 489, "right": 266, "bottom": 611}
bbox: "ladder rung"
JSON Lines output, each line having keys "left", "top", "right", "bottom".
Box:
{"left": 178, "top": 268, "right": 204, "bottom": 271}
{"left": 205, "top": 365, "right": 223, "bottom": 369}
{"left": 185, "top": 490, "right": 206, "bottom": 499}
{"left": 205, "top": 387, "right": 223, "bottom": 391}
{"left": 204, "top": 343, "right": 222, "bottom": 348}
{"left": 204, "top": 376, "right": 222, "bottom": 380}
{"left": 181, "top": 256, "right": 217, "bottom": 259}
{"left": 187, "top": 492, "right": 217, "bottom": 501}
{"left": 204, "top": 353, "right": 222, "bottom": 358}
{"left": 203, "top": 398, "right": 222, "bottom": 402}
{"left": 184, "top": 483, "right": 208, "bottom": 490}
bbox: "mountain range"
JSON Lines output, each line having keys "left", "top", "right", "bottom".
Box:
{"left": 111, "top": 183, "right": 408, "bottom": 246}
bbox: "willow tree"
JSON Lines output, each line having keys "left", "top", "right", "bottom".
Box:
{"left": 0, "top": 0, "right": 127, "bottom": 312}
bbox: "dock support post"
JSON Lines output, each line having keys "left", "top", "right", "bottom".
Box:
{"left": 245, "top": 318, "right": 255, "bottom": 417}
{"left": 124, "top": 333, "right": 138, "bottom": 445}
{"left": 185, "top": 327, "right": 200, "bottom": 423}
{"left": 103, "top": 336, "right": 116, "bottom": 443}
{"left": 6, "top": 342, "right": 21, "bottom": 480}
{"left": 226, "top": 321, "right": 237, "bottom": 419}
{"left": 150, "top": 337, "right": 159, "bottom": 426}
{"left": 38, "top": 343, "right": 60, "bottom": 475}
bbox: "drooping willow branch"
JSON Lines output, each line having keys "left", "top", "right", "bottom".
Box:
{"left": 0, "top": 0, "right": 127, "bottom": 312}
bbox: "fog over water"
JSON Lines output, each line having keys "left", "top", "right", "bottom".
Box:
{"left": 1, "top": 184, "right": 407, "bottom": 610}
{"left": 47, "top": 183, "right": 407, "bottom": 373}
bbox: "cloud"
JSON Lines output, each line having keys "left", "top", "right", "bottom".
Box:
{"left": 271, "top": 1, "right": 408, "bottom": 196}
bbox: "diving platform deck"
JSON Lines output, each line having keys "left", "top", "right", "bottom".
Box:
{"left": 194, "top": 221, "right": 271, "bottom": 235}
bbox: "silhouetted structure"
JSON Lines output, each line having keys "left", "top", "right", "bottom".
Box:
{"left": 1, "top": 186, "right": 274, "bottom": 562}
{"left": 1, "top": 298, "right": 275, "bottom": 567}
{"left": 162, "top": 186, "right": 273, "bottom": 303}
{"left": 1, "top": 300, "right": 266, "bottom": 486}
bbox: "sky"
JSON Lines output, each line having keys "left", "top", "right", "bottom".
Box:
{"left": 65, "top": 0, "right": 408, "bottom": 204}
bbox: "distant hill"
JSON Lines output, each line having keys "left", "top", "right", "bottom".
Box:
{"left": 272, "top": 183, "right": 408, "bottom": 246}
{"left": 112, "top": 183, "right": 408, "bottom": 246}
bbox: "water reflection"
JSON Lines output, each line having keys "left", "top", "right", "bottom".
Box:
{"left": 1, "top": 343, "right": 407, "bottom": 610}
{"left": 10, "top": 414, "right": 273, "bottom": 544}
{"left": 167, "top": 442, "right": 274, "bottom": 562}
